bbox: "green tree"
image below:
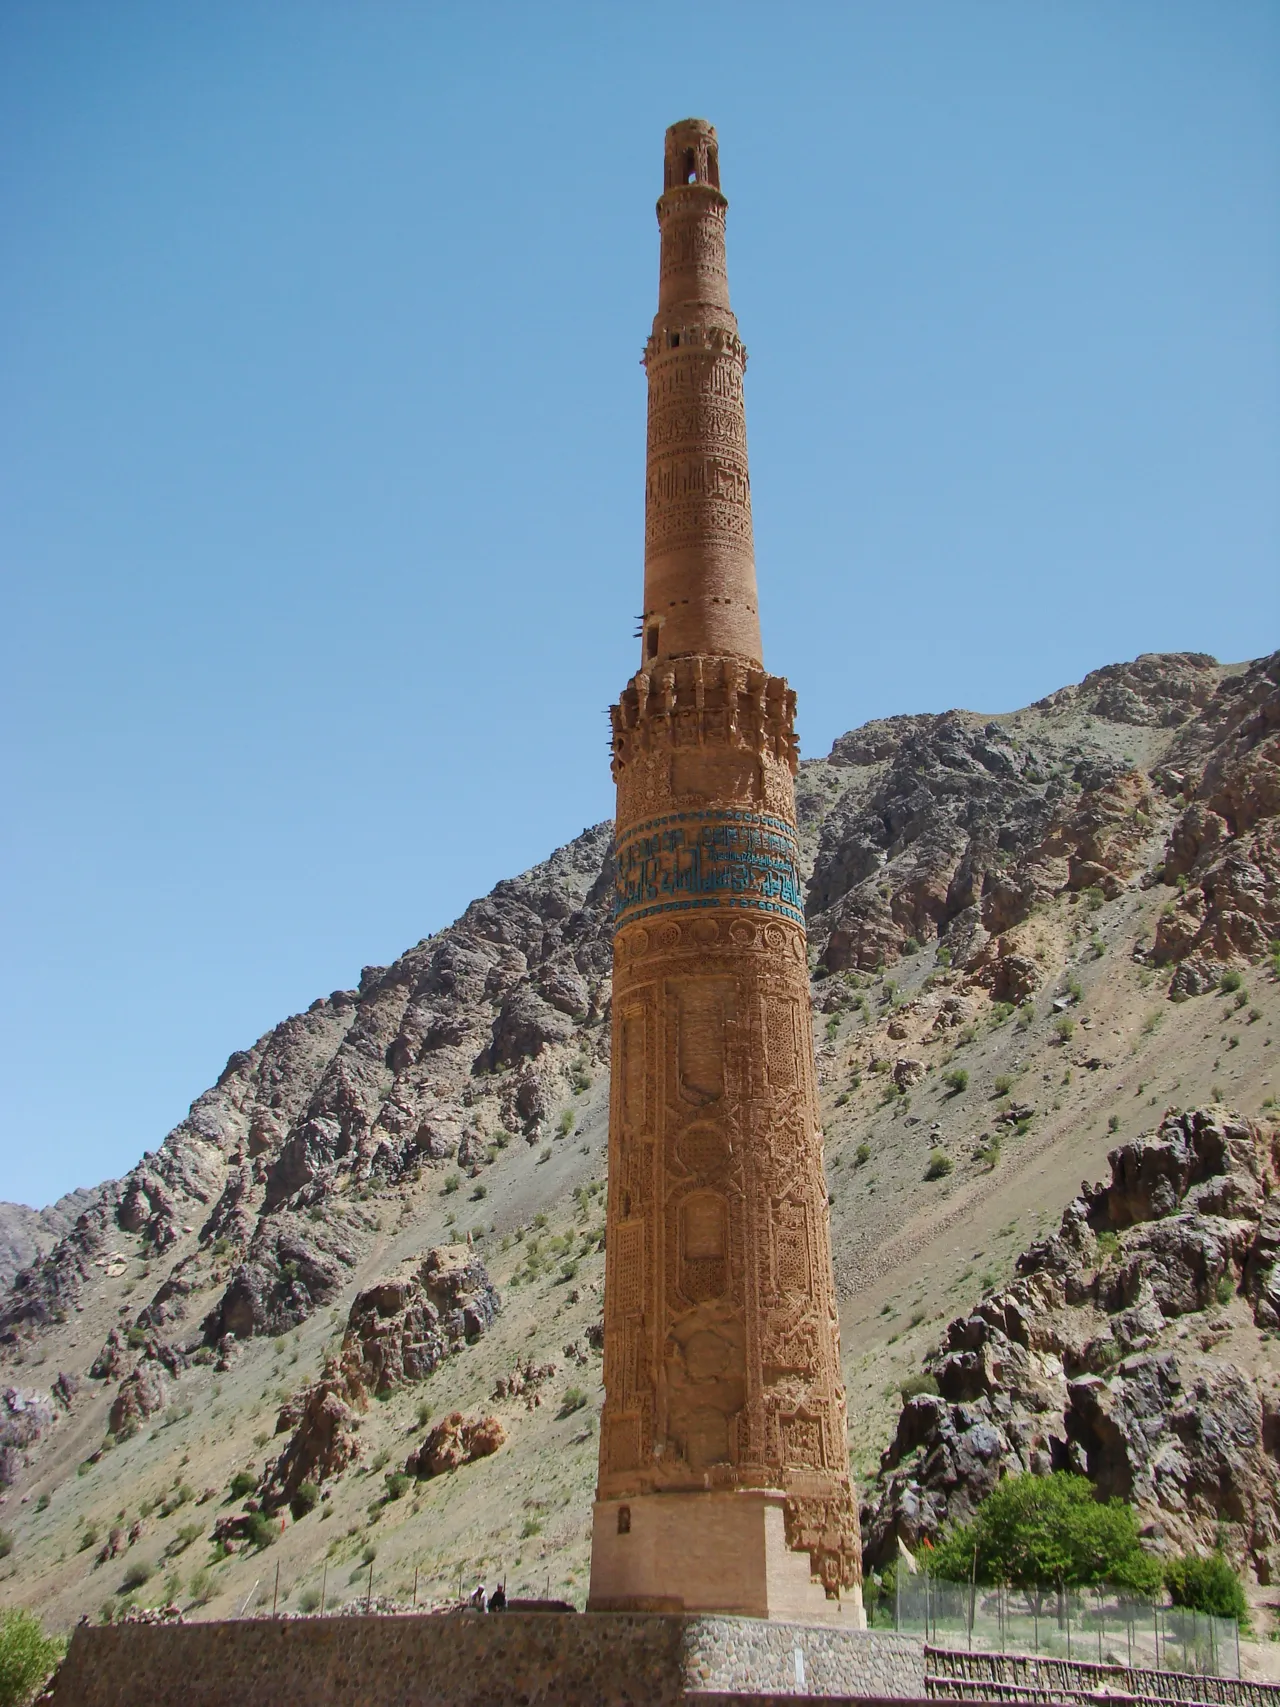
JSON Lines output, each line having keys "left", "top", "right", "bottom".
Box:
{"left": 0, "top": 1608, "right": 65, "bottom": 1707}
{"left": 1165, "top": 1552, "right": 1248, "bottom": 1624}
{"left": 929, "top": 1473, "right": 1162, "bottom": 1607}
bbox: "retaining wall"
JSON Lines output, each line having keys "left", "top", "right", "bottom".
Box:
{"left": 49, "top": 1611, "right": 927, "bottom": 1706}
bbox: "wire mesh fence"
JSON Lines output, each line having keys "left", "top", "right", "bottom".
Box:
{"left": 896, "top": 1573, "right": 1241, "bottom": 1679}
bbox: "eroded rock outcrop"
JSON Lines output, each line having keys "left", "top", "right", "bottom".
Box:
{"left": 254, "top": 1246, "right": 500, "bottom": 1513}
{"left": 405, "top": 1411, "right": 506, "bottom": 1479}
{"left": 862, "top": 1106, "right": 1280, "bottom": 1580}
{"left": 343, "top": 1246, "right": 500, "bottom": 1395}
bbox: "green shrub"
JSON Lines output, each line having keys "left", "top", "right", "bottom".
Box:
{"left": 929, "top": 1471, "right": 1162, "bottom": 1597}
{"left": 384, "top": 1473, "right": 412, "bottom": 1502}
{"left": 900, "top": 1372, "right": 939, "bottom": 1400}
{"left": 119, "top": 1560, "right": 153, "bottom": 1593}
{"left": 924, "top": 1149, "right": 953, "bottom": 1181}
{"left": 520, "top": 1517, "right": 542, "bottom": 1538}
{"left": 1215, "top": 1275, "right": 1235, "bottom": 1306}
{"left": 0, "top": 1608, "right": 65, "bottom": 1707}
{"left": 441, "top": 1173, "right": 460, "bottom": 1195}
{"left": 557, "top": 1110, "right": 575, "bottom": 1137}
{"left": 943, "top": 1069, "right": 968, "bottom": 1095}
{"left": 1219, "top": 969, "right": 1243, "bottom": 993}
{"left": 244, "top": 1511, "right": 278, "bottom": 1551}
{"left": 1054, "top": 1016, "right": 1076, "bottom": 1042}
{"left": 1165, "top": 1551, "right": 1248, "bottom": 1623}
{"left": 975, "top": 1133, "right": 1002, "bottom": 1170}
{"left": 415, "top": 1399, "right": 433, "bottom": 1428}
{"left": 903, "top": 937, "right": 921, "bottom": 955}
{"left": 993, "top": 1074, "right": 1014, "bottom": 1097}
{"left": 1108, "top": 1114, "right": 1120, "bottom": 1133}
{"left": 559, "top": 1386, "right": 588, "bottom": 1417}
{"left": 855, "top": 1143, "right": 871, "bottom": 1167}
{"left": 297, "top": 1586, "right": 321, "bottom": 1614}
{"left": 290, "top": 1481, "right": 320, "bottom": 1520}
{"left": 470, "top": 1183, "right": 487, "bottom": 1201}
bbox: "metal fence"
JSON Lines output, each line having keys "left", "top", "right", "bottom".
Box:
{"left": 896, "top": 1573, "right": 1241, "bottom": 1679}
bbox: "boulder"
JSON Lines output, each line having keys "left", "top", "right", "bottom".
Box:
{"left": 405, "top": 1412, "right": 506, "bottom": 1479}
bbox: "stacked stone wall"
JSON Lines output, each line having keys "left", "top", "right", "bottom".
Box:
{"left": 50, "top": 1611, "right": 925, "bottom": 1706}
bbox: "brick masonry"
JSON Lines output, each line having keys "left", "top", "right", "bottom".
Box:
{"left": 49, "top": 1610, "right": 926, "bottom": 1706}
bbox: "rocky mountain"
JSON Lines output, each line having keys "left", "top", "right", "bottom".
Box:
{"left": 0, "top": 1189, "right": 103, "bottom": 1292}
{"left": 0, "top": 649, "right": 1277, "bottom": 1637}
{"left": 862, "top": 1106, "right": 1280, "bottom": 1576}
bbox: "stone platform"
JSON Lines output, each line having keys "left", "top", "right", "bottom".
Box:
{"left": 49, "top": 1609, "right": 926, "bottom": 1705}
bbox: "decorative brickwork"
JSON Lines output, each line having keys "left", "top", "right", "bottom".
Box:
{"left": 591, "top": 119, "right": 862, "bottom": 1618}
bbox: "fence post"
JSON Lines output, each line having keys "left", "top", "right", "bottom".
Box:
{"left": 320, "top": 1560, "right": 327, "bottom": 1617}
{"left": 272, "top": 1561, "right": 280, "bottom": 1619}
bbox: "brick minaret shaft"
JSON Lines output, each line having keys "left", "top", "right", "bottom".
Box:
{"left": 589, "top": 120, "right": 863, "bottom": 1622}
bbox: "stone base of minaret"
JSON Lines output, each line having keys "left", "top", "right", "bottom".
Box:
{"left": 587, "top": 1493, "right": 866, "bottom": 1626}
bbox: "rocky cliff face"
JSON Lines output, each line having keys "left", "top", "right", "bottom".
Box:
{"left": 863, "top": 1106, "right": 1280, "bottom": 1580}
{"left": 0, "top": 1189, "right": 103, "bottom": 1291}
{"left": 802, "top": 651, "right": 1279, "bottom": 1000}
{"left": 0, "top": 650, "right": 1276, "bottom": 1629}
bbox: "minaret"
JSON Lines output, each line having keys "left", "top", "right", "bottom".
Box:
{"left": 589, "top": 120, "right": 863, "bottom": 1622}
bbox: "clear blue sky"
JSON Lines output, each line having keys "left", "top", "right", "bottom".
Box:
{"left": 2, "top": 2, "right": 1277, "bottom": 1207}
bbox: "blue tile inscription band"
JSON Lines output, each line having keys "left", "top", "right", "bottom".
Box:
{"left": 614, "top": 808, "right": 805, "bottom": 928}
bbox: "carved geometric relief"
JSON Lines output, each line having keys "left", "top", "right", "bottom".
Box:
{"left": 614, "top": 1220, "right": 645, "bottom": 1316}
{"left": 774, "top": 1200, "right": 810, "bottom": 1296}
{"left": 676, "top": 977, "right": 736, "bottom": 1102}
{"left": 675, "top": 1120, "right": 729, "bottom": 1179}
{"left": 679, "top": 1189, "right": 728, "bottom": 1303}
{"left": 606, "top": 1412, "right": 642, "bottom": 1473}
{"left": 681, "top": 1191, "right": 726, "bottom": 1259}
{"left": 762, "top": 1316, "right": 819, "bottom": 1378}
{"left": 780, "top": 1411, "right": 824, "bottom": 1470}
{"left": 620, "top": 1006, "right": 648, "bottom": 1134}
{"left": 764, "top": 994, "right": 797, "bottom": 1087}
{"left": 671, "top": 748, "right": 758, "bottom": 802}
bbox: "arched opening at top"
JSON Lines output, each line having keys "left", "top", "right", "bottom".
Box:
{"left": 683, "top": 147, "right": 697, "bottom": 183}
{"left": 706, "top": 146, "right": 720, "bottom": 188}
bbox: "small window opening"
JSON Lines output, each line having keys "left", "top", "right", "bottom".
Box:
{"left": 646, "top": 626, "right": 659, "bottom": 661}
{"left": 707, "top": 147, "right": 720, "bottom": 189}
{"left": 683, "top": 148, "right": 697, "bottom": 183}
{"left": 670, "top": 333, "right": 680, "bottom": 349}
{"left": 618, "top": 1505, "right": 632, "bottom": 1535}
